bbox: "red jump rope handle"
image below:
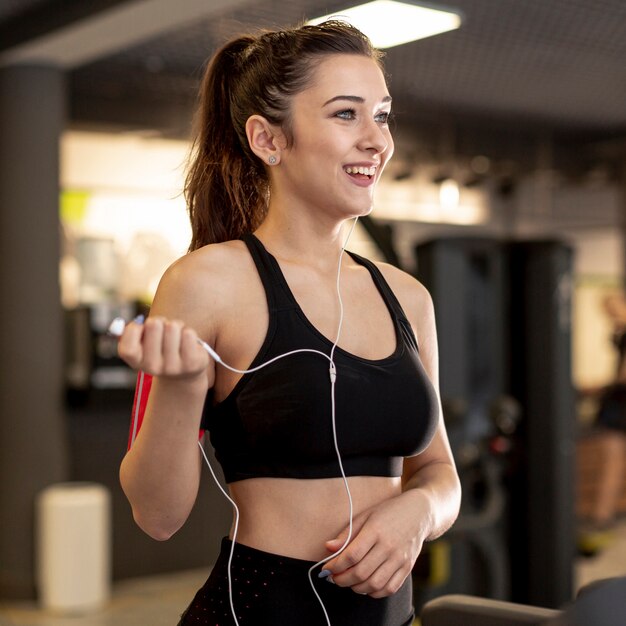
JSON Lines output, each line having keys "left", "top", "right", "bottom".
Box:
{"left": 127, "top": 371, "right": 204, "bottom": 450}
{"left": 128, "top": 371, "right": 152, "bottom": 450}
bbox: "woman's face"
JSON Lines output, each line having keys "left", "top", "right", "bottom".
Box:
{"left": 274, "top": 53, "right": 394, "bottom": 220}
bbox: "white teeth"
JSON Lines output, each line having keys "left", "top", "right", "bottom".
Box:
{"left": 344, "top": 166, "right": 376, "bottom": 176}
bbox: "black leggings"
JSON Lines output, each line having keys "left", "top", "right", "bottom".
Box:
{"left": 178, "top": 538, "right": 414, "bottom": 626}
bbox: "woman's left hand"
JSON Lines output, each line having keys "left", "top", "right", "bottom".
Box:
{"left": 322, "top": 490, "right": 429, "bottom": 598}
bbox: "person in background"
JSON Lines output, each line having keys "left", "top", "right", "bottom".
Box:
{"left": 580, "top": 293, "right": 626, "bottom": 532}
{"left": 603, "top": 293, "right": 626, "bottom": 382}
{"left": 116, "top": 20, "right": 461, "bottom": 626}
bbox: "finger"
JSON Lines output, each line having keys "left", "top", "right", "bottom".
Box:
{"left": 117, "top": 318, "right": 146, "bottom": 369}
{"left": 325, "top": 535, "right": 348, "bottom": 553}
{"left": 326, "top": 536, "right": 375, "bottom": 583}
{"left": 325, "top": 512, "right": 369, "bottom": 557}
{"left": 346, "top": 549, "right": 397, "bottom": 593}
{"left": 367, "top": 565, "right": 410, "bottom": 599}
{"left": 325, "top": 514, "right": 377, "bottom": 573}
{"left": 161, "top": 319, "right": 184, "bottom": 375}
{"left": 180, "top": 328, "right": 210, "bottom": 373}
{"left": 332, "top": 542, "right": 388, "bottom": 588}
{"left": 141, "top": 317, "right": 165, "bottom": 373}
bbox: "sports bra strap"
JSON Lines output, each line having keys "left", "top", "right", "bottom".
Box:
{"left": 346, "top": 251, "right": 411, "bottom": 325}
{"left": 242, "top": 234, "right": 418, "bottom": 347}
{"left": 241, "top": 234, "right": 297, "bottom": 312}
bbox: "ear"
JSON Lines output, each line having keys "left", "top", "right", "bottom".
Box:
{"left": 245, "top": 115, "right": 285, "bottom": 165}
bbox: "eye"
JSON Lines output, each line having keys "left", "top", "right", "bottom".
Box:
{"left": 335, "top": 109, "right": 356, "bottom": 120}
{"left": 375, "top": 110, "right": 392, "bottom": 124}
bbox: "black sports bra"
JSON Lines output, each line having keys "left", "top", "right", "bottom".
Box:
{"left": 201, "top": 234, "right": 439, "bottom": 483}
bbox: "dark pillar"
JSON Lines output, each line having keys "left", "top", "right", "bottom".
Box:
{"left": 0, "top": 65, "right": 68, "bottom": 599}
{"left": 507, "top": 241, "right": 575, "bottom": 608}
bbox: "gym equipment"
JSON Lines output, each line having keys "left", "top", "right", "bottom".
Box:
{"left": 421, "top": 576, "right": 626, "bottom": 626}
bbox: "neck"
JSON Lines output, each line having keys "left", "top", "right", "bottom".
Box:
{"left": 254, "top": 206, "right": 358, "bottom": 271}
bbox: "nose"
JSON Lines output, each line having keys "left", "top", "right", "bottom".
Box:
{"left": 358, "top": 117, "right": 391, "bottom": 156}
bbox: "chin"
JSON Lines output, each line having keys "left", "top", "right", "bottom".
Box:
{"left": 333, "top": 193, "right": 375, "bottom": 219}
{"left": 355, "top": 202, "right": 375, "bottom": 218}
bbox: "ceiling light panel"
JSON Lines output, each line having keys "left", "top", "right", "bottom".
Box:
{"left": 309, "top": 0, "right": 463, "bottom": 49}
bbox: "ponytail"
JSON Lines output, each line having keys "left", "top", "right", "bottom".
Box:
{"left": 185, "top": 36, "right": 268, "bottom": 251}
{"left": 185, "top": 21, "right": 383, "bottom": 251}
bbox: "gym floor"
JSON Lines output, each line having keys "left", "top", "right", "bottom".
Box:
{"left": 0, "top": 567, "right": 206, "bottom": 626}
{"left": 1, "top": 521, "right": 625, "bottom": 626}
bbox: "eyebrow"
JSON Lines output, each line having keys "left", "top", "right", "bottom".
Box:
{"left": 322, "top": 95, "right": 392, "bottom": 106}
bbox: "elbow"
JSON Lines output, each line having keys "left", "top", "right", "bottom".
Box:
{"left": 132, "top": 509, "right": 182, "bottom": 541}
{"left": 431, "top": 462, "right": 462, "bottom": 533}
{"left": 437, "top": 472, "right": 462, "bottom": 539}
{"left": 119, "top": 465, "right": 187, "bottom": 541}
{"left": 448, "top": 464, "right": 462, "bottom": 520}
{"left": 452, "top": 474, "right": 462, "bottom": 521}
{"left": 146, "top": 528, "right": 177, "bottom": 542}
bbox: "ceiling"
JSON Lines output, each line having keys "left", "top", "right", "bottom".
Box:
{"left": 1, "top": 0, "right": 626, "bottom": 175}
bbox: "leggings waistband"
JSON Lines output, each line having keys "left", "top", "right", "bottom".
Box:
{"left": 217, "top": 537, "right": 324, "bottom": 577}
{"left": 179, "top": 536, "right": 415, "bottom": 625}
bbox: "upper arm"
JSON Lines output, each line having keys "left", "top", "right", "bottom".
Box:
{"left": 148, "top": 248, "right": 221, "bottom": 346}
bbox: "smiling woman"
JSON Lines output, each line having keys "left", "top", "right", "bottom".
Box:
{"left": 116, "top": 20, "right": 460, "bottom": 626}
{"left": 250, "top": 53, "right": 394, "bottom": 222}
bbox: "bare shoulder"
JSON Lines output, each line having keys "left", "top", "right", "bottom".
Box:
{"left": 150, "top": 240, "right": 251, "bottom": 336}
{"left": 372, "top": 261, "right": 434, "bottom": 325}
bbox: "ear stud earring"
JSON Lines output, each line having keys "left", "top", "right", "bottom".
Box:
{"left": 268, "top": 155, "right": 277, "bottom": 165}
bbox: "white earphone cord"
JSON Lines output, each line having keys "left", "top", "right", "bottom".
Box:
{"left": 196, "top": 218, "right": 359, "bottom": 626}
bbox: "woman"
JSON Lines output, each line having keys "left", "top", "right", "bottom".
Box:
{"left": 117, "top": 20, "right": 461, "bottom": 626}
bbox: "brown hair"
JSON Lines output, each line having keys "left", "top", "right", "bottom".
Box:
{"left": 185, "top": 20, "right": 384, "bottom": 251}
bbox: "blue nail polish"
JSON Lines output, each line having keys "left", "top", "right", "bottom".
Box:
{"left": 318, "top": 569, "right": 332, "bottom": 579}
{"left": 133, "top": 314, "right": 145, "bottom": 325}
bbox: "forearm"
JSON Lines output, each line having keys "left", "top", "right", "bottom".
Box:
{"left": 119, "top": 375, "right": 208, "bottom": 540}
{"left": 401, "top": 460, "right": 461, "bottom": 542}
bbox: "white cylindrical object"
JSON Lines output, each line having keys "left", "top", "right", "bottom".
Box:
{"left": 36, "top": 482, "right": 111, "bottom": 613}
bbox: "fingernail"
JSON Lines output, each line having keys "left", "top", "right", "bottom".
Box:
{"left": 318, "top": 569, "right": 332, "bottom": 579}
{"left": 133, "top": 314, "right": 145, "bottom": 325}
{"left": 326, "top": 575, "right": 335, "bottom": 584}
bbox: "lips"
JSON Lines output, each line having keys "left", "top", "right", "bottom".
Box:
{"left": 343, "top": 164, "right": 378, "bottom": 187}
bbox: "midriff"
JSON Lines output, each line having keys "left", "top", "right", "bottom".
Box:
{"left": 228, "top": 475, "right": 402, "bottom": 560}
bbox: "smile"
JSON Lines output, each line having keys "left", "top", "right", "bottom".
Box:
{"left": 344, "top": 166, "right": 377, "bottom": 176}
